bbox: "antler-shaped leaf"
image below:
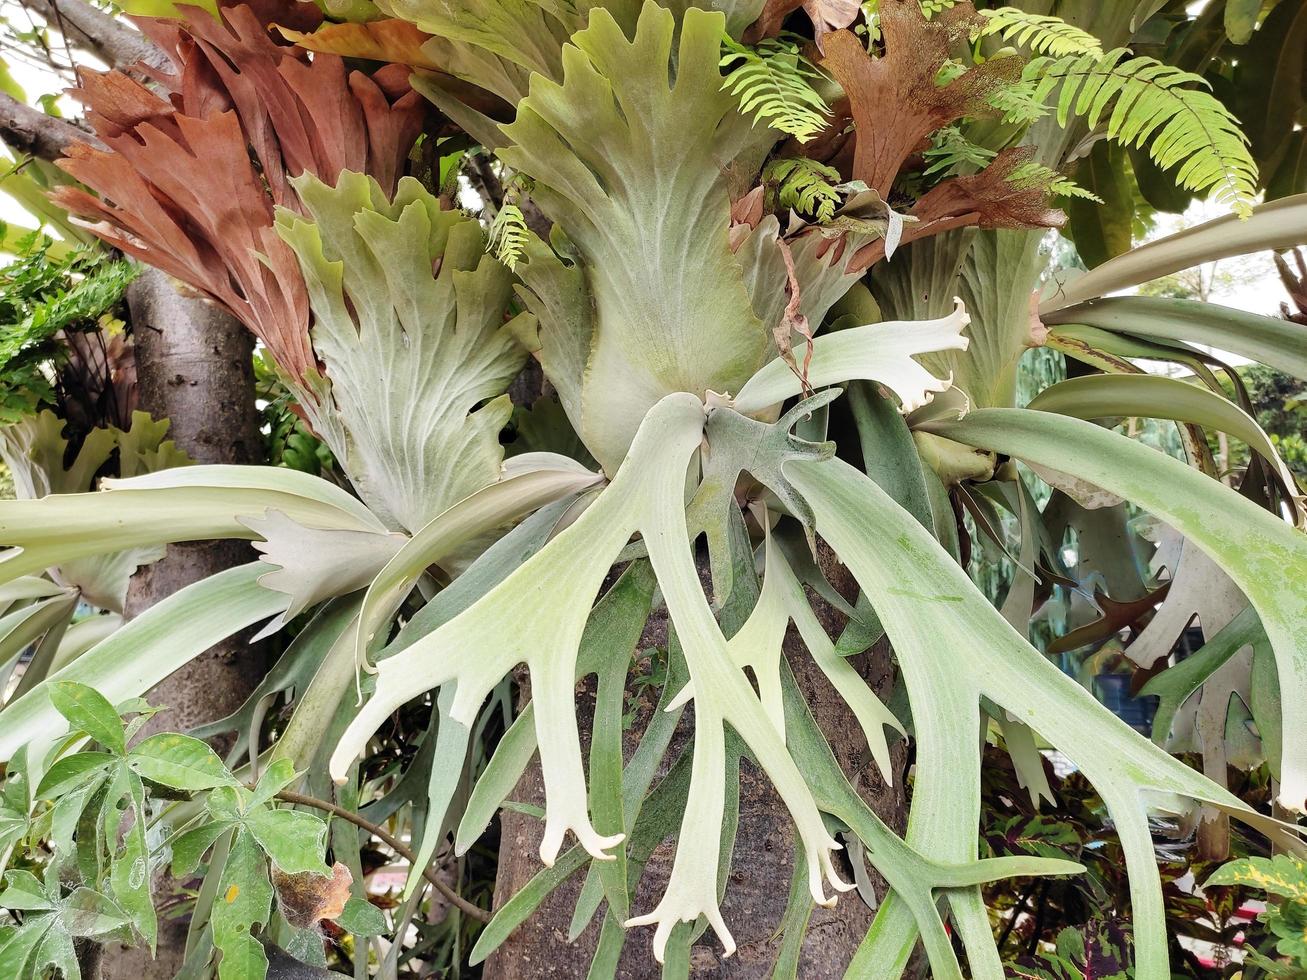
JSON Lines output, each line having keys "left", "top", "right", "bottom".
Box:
{"left": 331, "top": 394, "right": 850, "bottom": 959}
{"left": 789, "top": 450, "right": 1304, "bottom": 977}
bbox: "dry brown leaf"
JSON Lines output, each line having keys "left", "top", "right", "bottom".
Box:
{"left": 745, "top": 0, "right": 859, "bottom": 49}
{"left": 820, "top": 1, "right": 1019, "bottom": 195}
{"left": 272, "top": 861, "right": 353, "bottom": 930}
{"left": 276, "top": 18, "right": 441, "bottom": 71}
{"left": 53, "top": 3, "right": 427, "bottom": 383}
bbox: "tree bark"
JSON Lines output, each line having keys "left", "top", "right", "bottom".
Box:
{"left": 0, "top": 90, "right": 100, "bottom": 160}
{"left": 19, "top": 0, "right": 168, "bottom": 72}
{"left": 484, "top": 555, "right": 909, "bottom": 979}
{"left": 99, "top": 269, "right": 266, "bottom": 980}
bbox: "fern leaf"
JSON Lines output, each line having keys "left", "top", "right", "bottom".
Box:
{"left": 765, "top": 157, "right": 842, "bottom": 222}
{"left": 720, "top": 36, "right": 830, "bottom": 144}
{"left": 923, "top": 125, "right": 996, "bottom": 177}
{"left": 487, "top": 203, "right": 528, "bottom": 270}
{"left": 976, "top": 9, "right": 1103, "bottom": 57}
{"left": 1004, "top": 161, "right": 1103, "bottom": 202}
{"left": 1026, "top": 49, "right": 1258, "bottom": 216}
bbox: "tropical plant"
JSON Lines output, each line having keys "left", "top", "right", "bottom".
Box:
{"left": 0, "top": 0, "right": 1304, "bottom": 978}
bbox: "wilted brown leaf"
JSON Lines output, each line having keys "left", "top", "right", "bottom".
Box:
{"left": 745, "top": 0, "right": 860, "bottom": 49}
{"left": 273, "top": 861, "right": 353, "bottom": 930}
{"left": 820, "top": 1, "right": 1019, "bottom": 195}
{"left": 276, "top": 18, "right": 440, "bottom": 71}
{"left": 53, "top": 4, "right": 427, "bottom": 383}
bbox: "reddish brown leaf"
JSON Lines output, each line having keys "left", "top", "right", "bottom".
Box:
{"left": 53, "top": 3, "right": 427, "bottom": 383}
{"left": 745, "top": 0, "right": 859, "bottom": 48}
{"left": 820, "top": 2, "right": 1019, "bottom": 195}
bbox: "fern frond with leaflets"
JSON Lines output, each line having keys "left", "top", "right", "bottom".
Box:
{"left": 720, "top": 35, "right": 830, "bottom": 143}
{"left": 923, "top": 125, "right": 997, "bottom": 177}
{"left": 1005, "top": 161, "right": 1102, "bottom": 202}
{"left": 765, "top": 157, "right": 842, "bottom": 221}
{"left": 975, "top": 9, "right": 1103, "bottom": 57}
{"left": 1025, "top": 48, "right": 1258, "bottom": 216}
{"left": 487, "top": 203, "right": 529, "bottom": 270}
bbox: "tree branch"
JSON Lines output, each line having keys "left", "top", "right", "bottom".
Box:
{"left": 20, "top": 0, "right": 168, "bottom": 72}
{"left": 0, "top": 90, "right": 101, "bottom": 161}
{"left": 274, "top": 789, "right": 494, "bottom": 924}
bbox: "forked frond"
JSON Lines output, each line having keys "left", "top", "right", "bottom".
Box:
{"left": 720, "top": 35, "right": 830, "bottom": 143}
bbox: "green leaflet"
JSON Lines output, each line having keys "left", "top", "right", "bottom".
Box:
{"left": 787, "top": 453, "right": 1297, "bottom": 978}
{"left": 0, "top": 564, "right": 289, "bottom": 762}
{"left": 498, "top": 4, "right": 769, "bottom": 471}
{"left": 927, "top": 408, "right": 1307, "bottom": 813}
{"left": 275, "top": 171, "right": 529, "bottom": 533}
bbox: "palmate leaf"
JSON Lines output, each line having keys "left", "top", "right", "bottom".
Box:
{"left": 276, "top": 172, "right": 529, "bottom": 533}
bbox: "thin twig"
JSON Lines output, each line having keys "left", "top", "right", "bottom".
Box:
{"left": 274, "top": 788, "right": 493, "bottom": 924}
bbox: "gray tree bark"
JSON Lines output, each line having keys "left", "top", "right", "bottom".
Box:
{"left": 485, "top": 556, "right": 908, "bottom": 979}
{"left": 100, "top": 269, "right": 267, "bottom": 980}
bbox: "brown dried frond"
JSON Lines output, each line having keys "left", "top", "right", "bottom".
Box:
{"left": 819, "top": 1, "right": 1020, "bottom": 196}
{"left": 52, "top": 3, "right": 427, "bottom": 382}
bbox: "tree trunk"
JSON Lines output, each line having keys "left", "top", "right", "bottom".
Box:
{"left": 485, "top": 554, "right": 908, "bottom": 979}
{"left": 100, "top": 269, "right": 266, "bottom": 980}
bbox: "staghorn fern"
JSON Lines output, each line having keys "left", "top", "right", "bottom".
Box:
{"left": 720, "top": 35, "right": 830, "bottom": 143}
{"left": 975, "top": 8, "right": 1103, "bottom": 57}
{"left": 1024, "top": 48, "right": 1258, "bottom": 216}
{"left": 765, "top": 157, "right": 843, "bottom": 221}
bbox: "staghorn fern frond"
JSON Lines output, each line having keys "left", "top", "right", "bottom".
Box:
{"left": 975, "top": 8, "right": 1103, "bottom": 57}
{"left": 765, "top": 157, "right": 843, "bottom": 221}
{"left": 1025, "top": 48, "right": 1258, "bottom": 216}
{"left": 720, "top": 35, "right": 830, "bottom": 143}
{"left": 487, "top": 202, "right": 529, "bottom": 270}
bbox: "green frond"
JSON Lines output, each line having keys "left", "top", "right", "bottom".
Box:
{"left": 976, "top": 8, "right": 1103, "bottom": 57}
{"left": 923, "top": 125, "right": 996, "bottom": 177}
{"left": 764, "top": 157, "right": 842, "bottom": 221}
{"left": 1004, "top": 161, "right": 1103, "bottom": 202}
{"left": 1026, "top": 48, "right": 1258, "bottom": 216}
{"left": 720, "top": 35, "right": 830, "bottom": 144}
{"left": 487, "top": 203, "right": 529, "bottom": 271}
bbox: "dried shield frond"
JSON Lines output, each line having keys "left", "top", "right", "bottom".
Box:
{"left": 51, "top": 4, "right": 426, "bottom": 384}
{"left": 820, "top": 1, "right": 1020, "bottom": 196}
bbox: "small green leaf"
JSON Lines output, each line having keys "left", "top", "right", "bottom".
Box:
{"left": 61, "top": 887, "right": 131, "bottom": 937}
{"left": 335, "top": 896, "right": 387, "bottom": 937}
{"left": 49, "top": 681, "right": 125, "bottom": 755}
{"left": 248, "top": 758, "right": 298, "bottom": 809}
{"left": 243, "top": 807, "right": 329, "bottom": 876}
{"left": 34, "top": 751, "right": 114, "bottom": 799}
{"left": 129, "top": 733, "right": 237, "bottom": 791}
{"left": 0, "top": 919, "right": 47, "bottom": 977}
{"left": 0, "top": 869, "right": 53, "bottom": 910}
{"left": 171, "top": 822, "right": 233, "bottom": 878}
